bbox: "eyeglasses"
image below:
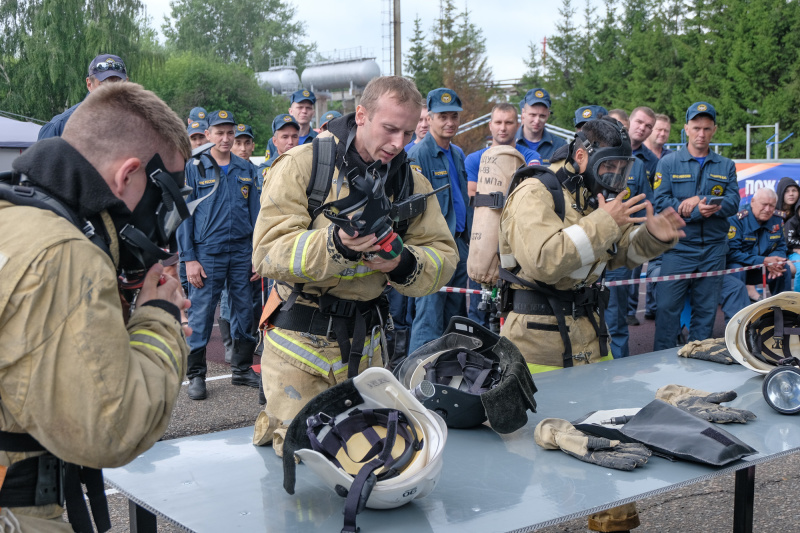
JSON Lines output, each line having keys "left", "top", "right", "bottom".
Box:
{"left": 93, "top": 61, "right": 126, "bottom": 73}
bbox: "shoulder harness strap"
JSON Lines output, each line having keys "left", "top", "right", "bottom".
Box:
{"left": 307, "top": 136, "right": 338, "bottom": 221}
{"left": 506, "top": 166, "right": 565, "bottom": 221}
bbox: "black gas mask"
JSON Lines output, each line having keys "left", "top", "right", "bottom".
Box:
{"left": 118, "top": 153, "right": 192, "bottom": 281}
{"left": 568, "top": 118, "right": 635, "bottom": 210}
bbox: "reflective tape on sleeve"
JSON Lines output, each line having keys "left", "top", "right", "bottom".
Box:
{"left": 291, "top": 231, "right": 317, "bottom": 282}
{"left": 563, "top": 224, "right": 595, "bottom": 266}
{"left": 421, "top": 246, "right": 444, "bottom": 293}
{"left": 130, "top": 330, "right": 181, "bottom": 375}
{"left": 625, "top": 226, "right": 648, "bottom": 265}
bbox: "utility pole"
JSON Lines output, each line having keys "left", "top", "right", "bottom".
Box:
{"left": 541, "top": 36, "right": 547, "bottom": 68}
{"left": 393, "top": 0, "right": 402, "bottom": 76}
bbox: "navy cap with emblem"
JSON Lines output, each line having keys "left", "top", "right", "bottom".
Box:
{"left": 189, "top": 107, "right": 207, "bottom": 122}
{"left": 686, "top": 101, "right": 716, "bottom": 123}
{"left": 272, "top": 113, "right": 300, "bottom": 134}
{"left": 187, "top": 120, "right": 208, "bottom": 136}
{"left": 290, "top": 89, "right": 316, "bottom": 105}
{"left": 520, "top": 88, "right": 552, "bottom": 110}
{"left": 574, "top": 105, "right": 609, "bottom": 127}
{"left": 320, "top": 110, "right": 342, "bottom": 127}
{"left": 207, "top": 110, "right": 236, "bottom": 126}
{"left": 427, "top": 88, "right": 463, "bottom": 113}
{"left": 88, "top": 54, "right": 127, "bottom": 82}
{"left": 235, "top": 123, "right": 254, "bottom": 138}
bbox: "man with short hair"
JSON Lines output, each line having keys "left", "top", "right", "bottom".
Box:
{"left": 629, "top": 107, "right": 659, "bottom": 186}
{"left": 188, "top": 120, "right": 208, "bottom": 149}
{"left": 256, "top": 114, "right": 300, "bottom": 187}
{"left": 654, "top": 102, "right": 739, "bottom": 350}
{"left": 38, "top": 53, "right": 128, "bottom": 139}
{"left": 408, "top": 88, "right": 471, "bottom": 352}
{"left": 178, "top": 110, "right": 261, "bottom": 399}
{"left": 251, "top": 76, "right": 457, "bottom": 454}
{"left": 0, "top": 82, "right": 190, "bottom": 530}
{"left": 645, "top": 114, "right": 673, "bottom": 160}
{"left": 722, "top": 187, "right": 789, "bottom": 312}
{"left": 405, "top": 107, "right": 430, "bottom": 151}
{"left": 262, "top": 89, "right": 318, "bottom": 170}
{"left": 608, "top": 109, "right": 630, "bottom": 130}
{"left": 516, "top": 88, "right": 567, "bottom": 165}
{"left": 188, "top": 107, "right": 207, "bottom": 125}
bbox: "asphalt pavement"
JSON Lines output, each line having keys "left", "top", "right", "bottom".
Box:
{"left": 104, "top": 288, "right": 800, "bottom": 532}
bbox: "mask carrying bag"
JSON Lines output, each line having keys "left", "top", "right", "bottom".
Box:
{"left": 574, "top": 400, "right": 757, "bottom": 466}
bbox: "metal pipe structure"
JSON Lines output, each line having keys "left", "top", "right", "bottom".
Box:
{"left": 393, "top": 0, "right": 401, "bottom": 77}
{"left": 456, "top": 112, "right": 574, "bottom": 141}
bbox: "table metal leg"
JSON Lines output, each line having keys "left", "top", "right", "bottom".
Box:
{"left": 129, "top": 499, "right": 157, "bottom": 533}
{"left": 733, "top": 465, "right": 755, "bottom": 533}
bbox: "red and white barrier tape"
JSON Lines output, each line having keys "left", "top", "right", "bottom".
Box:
{"left": 440, "top": 262, "right": 779, "bottom": 294}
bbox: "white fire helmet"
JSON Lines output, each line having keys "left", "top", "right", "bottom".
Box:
{"left": 282, "top": 367, "right": 447, "bottom": 532}
{"left": 725, "top": 292, "right": 800, "bottom": 374}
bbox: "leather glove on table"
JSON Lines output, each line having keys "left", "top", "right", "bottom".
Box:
{"left": 656, "top": 384, "right": 756, "bottom": 423}
{"left": 677, "top": 339, "right": 735, "bottom": 364}
{"left": 534, "top": 418, "right": 651, "bottom": 471}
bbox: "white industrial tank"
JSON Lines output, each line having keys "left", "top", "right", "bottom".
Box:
{"left": 301, "top": 59, "right": 381, "bottom": 92}
{"left": 255, "top": 66, "right": 301, "bottom": 94}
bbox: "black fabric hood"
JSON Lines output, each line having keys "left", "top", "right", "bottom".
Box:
{"left": 775, "top": 176, "right": 799, "bottom": 214}
{"left": 12, "top": 137, "right": 130, "bottom": 220}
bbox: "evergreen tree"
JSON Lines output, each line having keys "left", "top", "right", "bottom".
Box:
{"left": 544, "top": 0, "right": 580, "bottom": 129}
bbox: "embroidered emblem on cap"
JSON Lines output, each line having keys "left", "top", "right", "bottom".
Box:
{"left": 582, "top": 109, "right": 592, "bottom": 118}
{"left": 283, "top": 115, "right": 292, "bottom": 122}
{"left": 534, "top": 90, "right": 544, "bottom": 98}
{"left": 697, "top": 104, "right": 707, "bottom": 111}
{"left": 326, "top": 113, "right": 334, "bottom": 120}
{"left": 441, "top": 92, "right": 452, "bottom": 104}
{"left": 219, "top": 111, "right": 228, "bottom": 118}
{"left": 303, "top": 90, "right": 310, "bottom": 97}
{"left": 106, "top": 58, "right": 114, "bottom": 64}
{"left": 198, "top": 112, "right": 205, "bottom": 119}
{"left": 191, "top": 122, "right": 199, "bottom": 128}
{"left": 237, "top": 124, "right": 246, "bottom": 131}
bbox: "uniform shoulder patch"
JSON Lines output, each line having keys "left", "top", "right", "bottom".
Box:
{"left": 774, "top": 209, "right": 788, "bottom": 219}
{"left": 410, "top": 164, "right": 423, "bottom": 174}
{"left": 728, "top": 225, "right": 736, "bottom": 239}
{"left": 737, "top": 209, "right": 749, "bottom": 220}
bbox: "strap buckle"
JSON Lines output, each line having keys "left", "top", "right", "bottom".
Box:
{"left": 469, "top": 191, "right": 505, "bottom": 209}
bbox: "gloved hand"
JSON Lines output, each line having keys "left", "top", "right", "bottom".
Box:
{"left": 656, "top": 385, "right": 756, "bottom": 423}
{"left": 534, "top": 418, "right": 651, "bottom": 471}
{"left": 677, "top": 339, "right": 735, "bottom": 364}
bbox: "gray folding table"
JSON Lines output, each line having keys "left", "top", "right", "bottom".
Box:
{"left": 105, "top": 348, "right": 800, "bottom": 532}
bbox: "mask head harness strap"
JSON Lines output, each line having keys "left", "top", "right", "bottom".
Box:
{"left": 747, "top": 306, "right": 800, "bottom": 364}
{"left": 424, "top": 349, "right": 500, "bottom": 395}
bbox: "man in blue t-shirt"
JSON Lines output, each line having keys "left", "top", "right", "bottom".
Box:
{"left": 407, "top": 88, "right": 471, "bottom": 352}
{"left": 514, "top": 88, "right": 567, "bottom": 166}
{"left": 404, "top": 108, "right": 430, "bottom": 152}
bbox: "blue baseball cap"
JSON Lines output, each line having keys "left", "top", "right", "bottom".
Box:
{"left": 88, "top": 54, "right": 127, "bottom": 82}
{"left": 686, "top": 101, "right": 716, "bottom": 123}
{"left": 234, "top": 123, "right": 254, "bottom": 139}
{"left": 272, "top": 114, "right": 300, "bottom": 134}
{"left": 189, "top": 107, "right": 207, "bottom": 122}
{"left": 187, "top": 120, "right": 208, "bottom": 136}
{"left": 207, "top": 110, "right": 235, "bottom": 127}
{"left": 290, "top": 89, "right": 316, "bottom": 105}
{"left": 520, "top": 88, "right": 551, "bottom": 110}
{"left": 320, "top": 110, "right": 342, "bottom": 127}
{"left": 574, "top": 105, "right": 609, "bottom": 127}
{"left": 427, "top": 88, "right": 463, "bottom": 113}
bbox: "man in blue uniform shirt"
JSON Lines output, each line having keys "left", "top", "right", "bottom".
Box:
{"left": 629, "top": 107, "right": 659, "bottom": 187}
{"left": 178, "top": 110, "right": 261, "bottom": 399}
{"left": 720, "top": 188, "right": 789, "bottom": 318}
{"left": 38, "top": 54, "right": 128, "bottom": 139}
{"left": 515, "top": 88, "right": 567, "bottom": 166}
{"left": 408, "top": 88, "right": 470, "bottom": 352}
{"left": 653, "top": 102, "right": 739, "bottom": 349}
{"left": 256, "top": 114, "right": 300, "bottom": 187}
{"left": 262, "top": 89, "right": 317, "bottom": 170}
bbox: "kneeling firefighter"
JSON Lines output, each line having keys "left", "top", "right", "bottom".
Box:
{"left": 498, "top": 116, "right": 685, "bottom": 533}
{"left": 252, "top": 76, "right": 458, "bottom": 456}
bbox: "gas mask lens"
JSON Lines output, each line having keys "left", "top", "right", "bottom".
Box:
{"left": 592, "top": 156, "right": 635, "bottom": 194}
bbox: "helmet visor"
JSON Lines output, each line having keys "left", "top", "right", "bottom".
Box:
{"left": 591, "top": 155, "right": 636, "bottom": 194}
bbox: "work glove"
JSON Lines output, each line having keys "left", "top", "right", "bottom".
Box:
{"left": 656, "top": 385, "right": 756, "bottom": 424}
{"left": 678, "top": 339, "right": 735, "bottom": 365}
{"left": 534, "top": 418, "right": 651, "bottom": 471}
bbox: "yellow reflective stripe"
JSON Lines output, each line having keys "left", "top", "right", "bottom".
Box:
{"left": 291, "top": 231, "right": 316, "bottom": 282}
{"left": 527, "top": 362, "right": 562, "bottom": 374}
{"left": 598, "top": 354, "right": 614, "bottom": 363}
{"left": 333, "top": 333, "right": 382, "bottom": 376}
{"left": 421, "top": 246, "right": 444, "bottom": 293}
{"left": 130, "top": 330, "right": 180, "bottom": 374}
{"left": 267, "top": 329, "right": 330, "bottom": 375}
{"left": 336, "top": 263, "right": 380, "bottom": 280}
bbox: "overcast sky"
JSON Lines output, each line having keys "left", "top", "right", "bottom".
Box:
{"left": 141, "top": 0, "right": 590, "bottom": 81}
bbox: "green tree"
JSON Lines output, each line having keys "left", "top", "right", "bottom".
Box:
{"left": 163, "top": 0, "right": 310, "bottom": 72}
{"left": 136, "top": 52, "right": 282, "bottom": 154}
{"left": 544, "top": 0, "right": 580, "bottom": 128}
{"left": 404, "top": 16, "right": 438, "bottom": 96}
